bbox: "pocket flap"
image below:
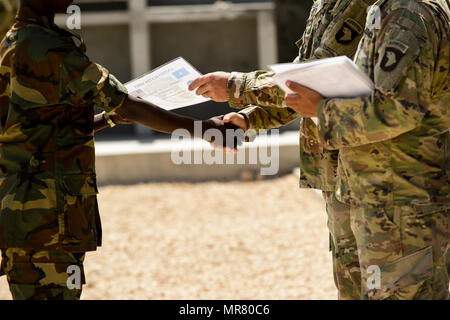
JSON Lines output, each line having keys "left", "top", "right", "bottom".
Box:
{"left": 63, "top": 174, "right": 98, "bottom": 196}
{"left": 365, "top": 246, "right": 433, "bottom": 299}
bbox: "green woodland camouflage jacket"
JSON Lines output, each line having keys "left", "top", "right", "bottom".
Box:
{"left": 318, "top": 0, "right": 450, "bottom": 208}
{"left": 0, "top": 0, "right": 17, "bottom": 41}
{"left": 226, "top": 0, "right": 377, "bottom": 191}
{"left": 0, "top": 6, "right": 128, "bottom": 251}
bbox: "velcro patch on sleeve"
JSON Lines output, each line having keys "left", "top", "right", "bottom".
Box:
{"left": 319, "top": 0, "right": 370, "bottom": 57}
{"left": 380, "top": 40, "right": 409, "bottom": 72}
{"left": 375, "top": 28, "right": 423, "bottom": 92}
{"left": 336, "top": 18, "right": 364, "bottom": 44}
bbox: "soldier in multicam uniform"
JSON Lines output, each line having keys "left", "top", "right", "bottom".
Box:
{"left": 189, "top": 0, "right": 377, "bottom": 299}
{"left": 0, "top": 0, "right": 240, "bottom": 300}
{"left": 0, "top": 0, "right": 18, "bottom": 40}
{"left": 286, "top": 0, "right": 449, "bottom": 299}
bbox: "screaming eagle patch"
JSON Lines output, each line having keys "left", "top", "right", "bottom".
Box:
{"left": 335, "top": 18, "right": 363, "bottom": 44}
{"left": 380, "top": 40, "right": 409, "bottom": 72}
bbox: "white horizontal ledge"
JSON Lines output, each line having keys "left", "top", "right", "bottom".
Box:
{"left": 94, "top": 131, "right": 299, "bottom": 184}
{"left": 95, "top": 131, "right": 299, "bottom": 156}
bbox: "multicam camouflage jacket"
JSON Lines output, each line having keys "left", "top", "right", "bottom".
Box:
{"left": 0, "top": 6, "right": 128, "bottom": 251}
{"left": 318, "top": 0, "right": 450, "bottom": 208}
{"left": 227, "top": 0, "right": 377, "bottom": 191}
{"left": 0, "top": 0, "right": 17, "bottom": 40}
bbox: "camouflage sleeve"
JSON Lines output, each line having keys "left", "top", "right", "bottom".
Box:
{"left": 227, "top": 71, "right": 287, "bottom": 110}
{"left": 59, "top": 47, "right": 128, "bottom": 114}
{"left": 311, "top": 0, "right": 375, "bottom": 59}
{"left": 224, "top": 0, "right": 336, "bottom": 131}
{"left": 226, "top": 71, "right": 300, "bottom": 131}
{"left": 224, "top": 0, "right": 322, "bottom": 111}
{"left": 224, "top": 1, "right": 321, "bottom": 125}
{"left": 226, "top": 72, "right": 300, "bottom": 131}
{"left": 0, "top": 0, "right": 14, "bottom": 40}
{"left": 239, "top": 105, "right": 300, "bottom": 131}
{"left": 317, "top": 7, "right": 434, "bottom": 150}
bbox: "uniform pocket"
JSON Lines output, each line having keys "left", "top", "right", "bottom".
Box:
{"left": 400, "top": 206, "right": 450, "bottom": 264}
{"left": 0, "top": 175, "right": 59, "bottom": 248}
{"left": 364, "top": 246, "right": 433, "bottom": 300}
{"left": 1, "top": 249, "right": 86, "bottom": 286}
{"left": 62, "top": 174, "right": 99, "bottom": 242}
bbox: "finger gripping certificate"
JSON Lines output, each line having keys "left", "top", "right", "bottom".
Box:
{"left": 125, "top": 57, "right": 209, "bottom": 110}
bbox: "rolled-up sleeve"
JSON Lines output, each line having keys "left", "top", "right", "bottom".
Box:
{"left": 59, "top": 48, "right": 128, "bottom": 114}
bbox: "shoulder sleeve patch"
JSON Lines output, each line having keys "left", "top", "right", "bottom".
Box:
{"left": 319, "top": 0, "right": 371, "bottom": 58}
{"left": 374, "top": 28, "right": 423, "bottom": 92}
{"left": 379, "top": 40, "right": 409, "bottom": 72}
{"left": 335, "top": 18, "right": 364, "bottom": 44}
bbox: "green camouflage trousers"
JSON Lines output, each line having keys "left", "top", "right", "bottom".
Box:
{"left": 323, "top": 191, "right": 361, "bottom": 300}
{"left": 0, "top": 248, "right": 85, "bottom": 300}
{"left": 351, "top": 205, "right": 450, "bottom": 300}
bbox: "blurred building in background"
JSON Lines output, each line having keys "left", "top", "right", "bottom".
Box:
{"left": 55, "top": 0, "right": 268, "bottom": 137}
{"left": 55, "top": 0, "right": 314, "bottom": 183}
{"left": 274, "top": 0, "right": 313, "bottom": 63}
{"left": 55, "top": 0, "right": 312, "bottom": 139}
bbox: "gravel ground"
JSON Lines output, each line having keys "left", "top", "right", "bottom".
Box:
{"left": 0, "top": 174, "right": 337, "bottom": 300}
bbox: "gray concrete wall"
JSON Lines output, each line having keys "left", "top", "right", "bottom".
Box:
{"left": 150, "top": 19, "right": 259, "bottom": 74}
{"left": 56, "top": 1, "right": 281, "bottom": 138}
{"left": 78, "top": 19, "right": 261, "bottom": 83}
{"left": 79, "top": 25, "right": 132, "bottom": 83}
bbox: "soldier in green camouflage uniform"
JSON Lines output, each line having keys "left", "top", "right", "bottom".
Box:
{"left": 292, "top": 0, "right": 449, "bottom": 299}
{"left": 0, "top": 0, "right": 18, "bottom": 40}
{"left": 190, "top": 0, "right": 377, "bottom": 299}
{"left": 0, "top": 0, "right": 240, "bottom": 300}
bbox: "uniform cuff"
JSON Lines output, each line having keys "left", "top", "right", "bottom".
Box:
{"left": 237, "top": 107, "right": 260, "bottom": 131}
{"left": 94, "top": 72, "right": 128, "bottom": 115}
{"left": 227, "top": 72, "right": 248, "bottom": 109}
{"left": 317, "top": 98, "right": 339, "bottom": 150}
{"left": 237, "top": 111, "right": 257, "bottom": 142}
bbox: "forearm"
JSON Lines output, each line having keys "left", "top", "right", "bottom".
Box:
{"left": 94, "top": 113, "right": 110, "bottom": 133}
{"left": 227, "top": 71, "right": 287, "bottom": 110}
{"left": 318, "top": 92, "right": 424, "bottom": 150}
{"left": 239, "top": 105, "right": 300, "bottom": 131}
{"left": 116, "top": 95, "right": 200, "bottom": 137}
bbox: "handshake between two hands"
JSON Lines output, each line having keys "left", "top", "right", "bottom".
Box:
{"left": 108, "top": 104, "right": 247, "bottom": 154}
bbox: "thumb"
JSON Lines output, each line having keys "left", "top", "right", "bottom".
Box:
{"left": 286, "top": 80, "right": 306, "bottom": 93}
{"left": 223, "top": 113, "right": 236, "bottom": 123}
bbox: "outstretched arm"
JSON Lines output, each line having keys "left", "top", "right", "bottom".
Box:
{"left": 94, "top": 113, "right": 110, "bottom": 132}
{"left": 115, "top": 95, "right": 243, "bottom": 149}
{"left": 93, "top": 95, "right": 241, "bottom": 149}
{"left": 94, "top": 111, "right": 133, "bottom": 133}
{"left": 115, "top": 95, "right": 201, "bottom": 137}
{"left": 58, "top": 46, "right": 242, "bottom": 148}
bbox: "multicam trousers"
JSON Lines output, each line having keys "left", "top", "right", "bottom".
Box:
{"left": 0, "top": 248, "right": 85, "bottom": 300}
{"left": 350, "top": 205, "right": 450, "bottom": 300}
{"left": 323, "top": 191, "right": 361, "bottom": 300}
